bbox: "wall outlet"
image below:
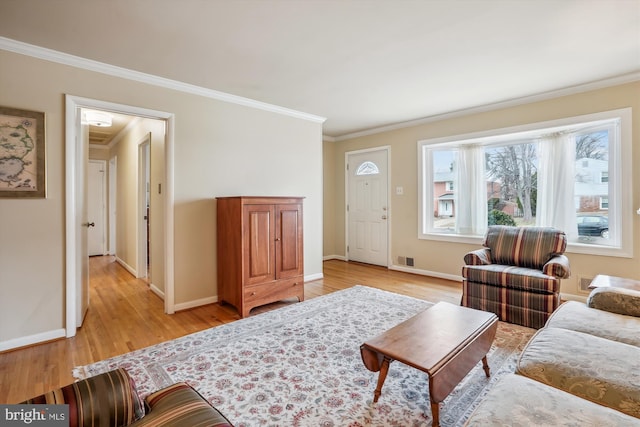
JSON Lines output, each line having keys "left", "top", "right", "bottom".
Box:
{"left": 406, "top": 257, "right": 414, "bottom": 267}
{"left": 397, "top": 256, "right": 406, "bottom": 265}
{"left": 396, "top": 186, "right": 404, "bottom": 195}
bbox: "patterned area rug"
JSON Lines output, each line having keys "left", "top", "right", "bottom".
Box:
{"left": 74, "top": 286, "right": 534, "bottom": 426}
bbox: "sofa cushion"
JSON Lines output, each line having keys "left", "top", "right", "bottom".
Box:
{"left": 517, "top": 327, "right": 640, "bottom": 418}
{"left": 134, "top": 382, "right": 233, "bottom": 427}
{"left": 462, "top": 264, "right": 559, "bottom": 293}
{"left": 464, "top": 374, "right": 640, "bottom": 426}
{"left": 22, "top": 368, "right": 145, "bottom": 427}
{"left": 484, "top": 225, "right": 566, "bottom": 269}
{"left": 547, "top": 301, "right": 640, "bottom": 347}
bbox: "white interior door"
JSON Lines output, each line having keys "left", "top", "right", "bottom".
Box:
{"left": 137, "top": 136, "right": 150, "bottom": 279}
{"left": 88, "top": 160, "right": 107, "bottom": 256}
{"left": 77, "top": 116, "right": 90, "bottom": 327}
{"left": 347, "top": 148, "right": 389, "bottom": 266}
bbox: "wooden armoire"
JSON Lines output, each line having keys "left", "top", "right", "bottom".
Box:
{"left": 216, "top": 196, "right": 304, "bottom": 317}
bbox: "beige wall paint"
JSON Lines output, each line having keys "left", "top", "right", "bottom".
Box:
{"left": 0, "top": 50, "right": 323, "bottom": 347}
{"left": 112, "top": 126, "right": 140, "bottom": 270}
{"left": 323, "top": 140, "right": 336, "bottom": 258}
{"left": 325, "top": 82, "right": 640, "bottom": 297}
{"left": 88, "top": 147, "right": 110, "bottom": 160}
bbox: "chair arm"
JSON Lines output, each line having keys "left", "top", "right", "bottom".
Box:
{"left": 587, "top": 287, "right": 640, "bottom": 317}
{"left": 21, "top": 368, "right": 145, "bottom": 427}
{"left": 136, "top": 382, "right": 233, "bottom": 426}
{"left": 464, "top": 248, "right": 492, "bottom": 265}
{"left": 542, "top": 255, "right": 570, "bottom": 279}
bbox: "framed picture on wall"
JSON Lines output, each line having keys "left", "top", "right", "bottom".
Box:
{"left": 0, "top": 106, "right": 46, "bottom": 198}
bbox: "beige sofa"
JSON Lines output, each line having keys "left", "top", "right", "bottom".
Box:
{"left": 466, "top": 286, "right": 640, "bottom": 425}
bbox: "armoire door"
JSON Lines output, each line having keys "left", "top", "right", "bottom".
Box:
{"left": 276, "top": 203, "right": 303, "bottom": 279}
{"left": 243, "top": 203, "right": 276, "bottom": 285}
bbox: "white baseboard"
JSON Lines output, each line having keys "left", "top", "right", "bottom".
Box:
{"left": 174, "top": 296, "right": 218, "bottom": 312}
{"left": 0, "top": 328, "right": 66, "bottom": 352}
{"left": 305, "top": 272, "right": 323, "bottom": 281}
{"left": 389, "top": 264, "right": 463, "bottom": 282}
{"left": 115, "top": 256, "right": 137, "bottom": 277}
{"left": 150, "top": 283, "right": 165, "bottom": 300}
{"left": 170, "top": 272, "right": 322, "bottom": 313}
{"left": 323, "top": 255, "right": 347, "bottom": 261}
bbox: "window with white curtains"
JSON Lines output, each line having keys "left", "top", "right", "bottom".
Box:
{"left": 418, "top": 108, "right": 632, "bottom": 257}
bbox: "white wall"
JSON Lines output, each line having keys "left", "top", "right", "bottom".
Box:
{"left": 0, "top": 49, "right": 323, "bottom": 349}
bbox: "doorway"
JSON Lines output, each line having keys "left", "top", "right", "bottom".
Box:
{"left": 345, "top": 147, "right": 390, "bottom": 267}
{"left": 65, "top": 95, "right": 176, "bottom": 338}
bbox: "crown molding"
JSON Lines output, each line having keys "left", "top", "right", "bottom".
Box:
{"left": 331, "top": 71, "right": 640, "bottom": 141}
{"left": 0, "top": 37, "right": 326, "bottom": 125}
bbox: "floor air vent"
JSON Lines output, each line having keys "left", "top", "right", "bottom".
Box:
{"left": 579, "top": 276, "right": 593, "bottom": 294}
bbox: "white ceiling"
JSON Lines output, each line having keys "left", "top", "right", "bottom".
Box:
{"left": 1, "top": 0, "right": 639, "bottom": 138}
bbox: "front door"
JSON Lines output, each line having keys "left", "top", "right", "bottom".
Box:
{"left": 347, "top": 148, "right": 389, "bottom": 266}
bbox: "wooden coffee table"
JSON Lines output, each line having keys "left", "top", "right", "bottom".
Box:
{"left": 360, "top": 302, "right": 498, "bottom": 427}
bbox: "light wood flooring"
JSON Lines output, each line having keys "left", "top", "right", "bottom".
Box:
{"left": 0, "top": 256, "right": 461, "bottom": 403}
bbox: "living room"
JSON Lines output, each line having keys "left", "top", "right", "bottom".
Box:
{"left": 1, "top": 1, "right": 639, "bottom": 425}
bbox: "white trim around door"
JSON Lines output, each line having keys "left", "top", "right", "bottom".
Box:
{"left": 65, "top": 95, "right": 176, "bottom": 338}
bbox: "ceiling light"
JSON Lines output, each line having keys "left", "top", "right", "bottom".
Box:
{"left": 84, "top": 111, "right": 113, "bottom": 127}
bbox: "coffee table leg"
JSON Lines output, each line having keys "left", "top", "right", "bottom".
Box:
{"left": 373, "top": 356, "right": 391, "bottom": 402}
{"left": 431, "top": 401, "right": 440, "bottom": 427}
{"left": 481, "top": 355, "right": 490, "bottom": 377}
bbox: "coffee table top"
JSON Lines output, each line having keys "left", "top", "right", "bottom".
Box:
{"left": 362, "top": 302, "right": 498, "bottom": 374}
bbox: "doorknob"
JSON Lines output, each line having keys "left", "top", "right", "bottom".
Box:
{"left": 84, "top": 222, "right": 95, "bottom": 227}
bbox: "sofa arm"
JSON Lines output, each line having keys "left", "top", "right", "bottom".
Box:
{"left": 136, "top": 382, "right": 233, "bottom": 426}
{"left": 542, "top": 255, "right": 570, "bottom": 279}
{"left": 21, "top": 368, "right": 145, "bottom": 427}
{"left": 587, "top": 287, "right": 640, "bottom": 317}
{"left": 464, "top": 248, "right": 492, "bottom": 265}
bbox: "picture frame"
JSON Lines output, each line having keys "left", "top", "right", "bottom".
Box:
{"left": 0, "top": 106, "right": 46, "bottom": 198}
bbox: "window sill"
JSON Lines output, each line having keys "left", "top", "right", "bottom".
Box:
{"left": 419, "top": 233, "right": 632, "bottom": 258}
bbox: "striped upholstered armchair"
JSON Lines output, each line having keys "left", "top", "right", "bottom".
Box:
{"left": 461, "top": 225, "right": 571, "bottom": 329}
{"left": 21, "top": 368, "right": 233, "bottom": 427}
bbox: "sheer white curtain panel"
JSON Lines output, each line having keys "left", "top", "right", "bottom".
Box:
{"left": 456, "top": 145, "right": 487, "bottom": 235}
{"left": 536, "top": 133, "right": 578, "bottom": 239}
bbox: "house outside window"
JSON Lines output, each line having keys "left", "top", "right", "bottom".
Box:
{"left": 418, "top": 108, "right": 632, "bottom": 257}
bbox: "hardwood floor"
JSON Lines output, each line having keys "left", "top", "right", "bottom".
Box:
{"left": 0, "top": 256, "right": 461, "bottom": 403}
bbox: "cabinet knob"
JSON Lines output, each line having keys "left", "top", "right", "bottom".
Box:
{"left": 275, "top": 237, "right": 281, "bottom": 241}
{"left": 251, "top": 292, "right": 256, "bottom": 296}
